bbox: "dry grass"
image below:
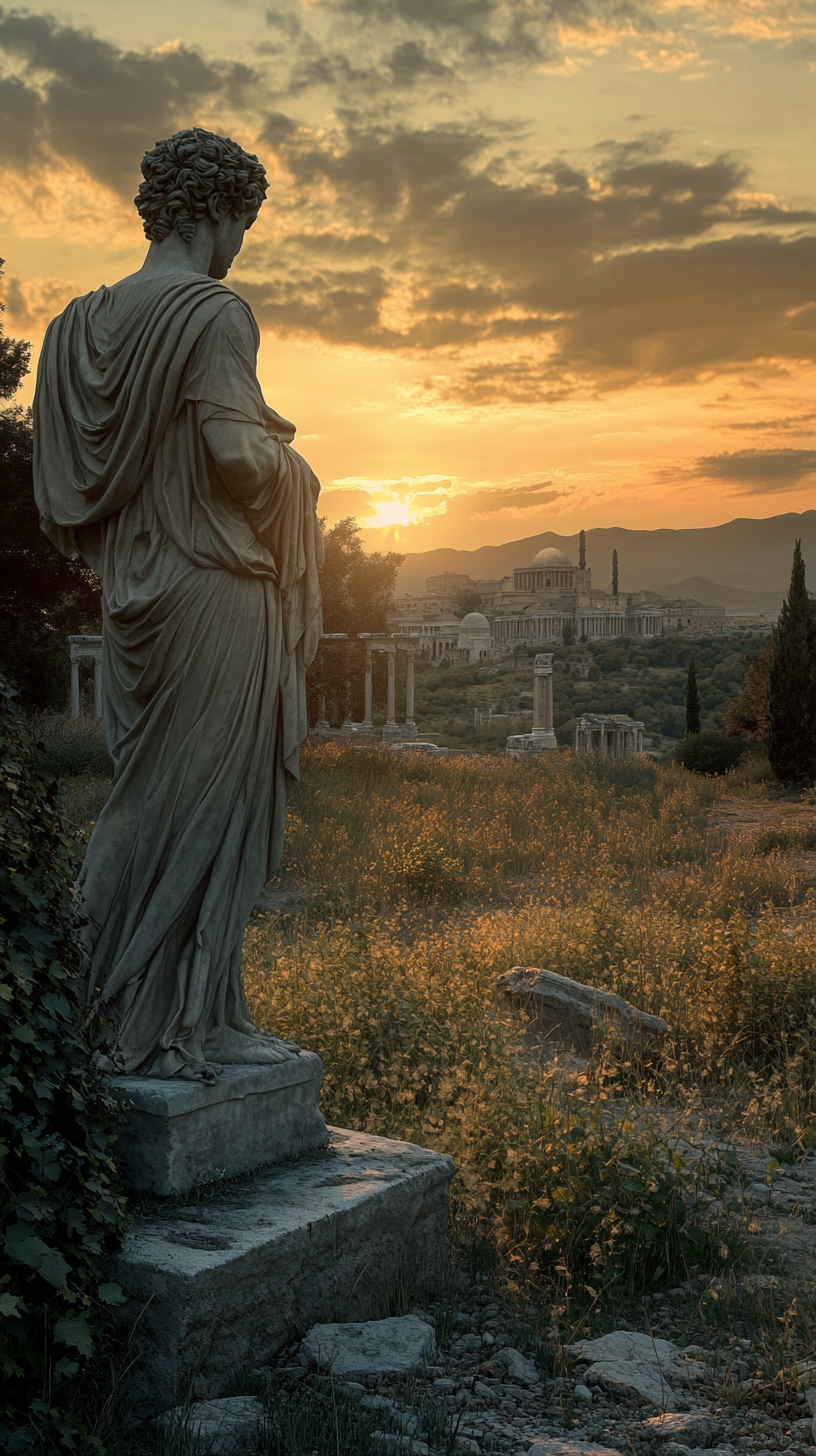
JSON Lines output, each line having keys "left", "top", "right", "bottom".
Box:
{"left": 243, "top": 745, "right": 816, "bottom": 1290}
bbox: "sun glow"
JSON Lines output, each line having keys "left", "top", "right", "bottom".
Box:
{"left": 363, "top": 499, "right": 412, "bottom": 529}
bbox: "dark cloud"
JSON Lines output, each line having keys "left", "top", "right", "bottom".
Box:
{"left": 695, "top": 448, "right": 816, "bottom": 491}
{"left": 235, "top": 114, "right": 816, "bottom": 394}
{"left": 0, "top": 9, "right": 257, "bottom": 192}
{"left": 466, "top": 483, "right": 560, "bottom": 515}
{"left": 726, "top": 411, "right": 816, "bottom": 434}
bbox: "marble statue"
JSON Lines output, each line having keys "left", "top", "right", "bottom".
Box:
{"left": 33, "top": 128, "right": 323, "bottom": 1082}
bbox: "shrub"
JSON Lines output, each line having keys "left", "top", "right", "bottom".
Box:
{"left": 674, "top": 730, "right": 745, "bottom": 777}
{"left": 0, "top": 683, "right": 128, "bottom": 1450}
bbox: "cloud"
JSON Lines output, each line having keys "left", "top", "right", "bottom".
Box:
{"left": 259, "top": 0, "right": 816, "bottom": 103}
{"left": 694, "top": 448, "right": 816, "bottom": 491}
{"left": 0, "top": 10, "right": 257, "bottom": 194}
{"left": 234, "top": 114, "right": 816, "bottom": 396}
{"left": 3, "top": 274, "right": 79, "bottom": 332}
{"left": 726, "top": 411, "right": 816, "bottom": 434}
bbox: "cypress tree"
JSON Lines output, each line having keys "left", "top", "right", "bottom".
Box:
{"left": 685, "top": 659, "right": 701, "bottom": 735}
{"left": 768, "top": 539, "right": 816, "bottom": 784}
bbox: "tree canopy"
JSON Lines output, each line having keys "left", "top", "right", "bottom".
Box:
{"left": 0, "top": 263, "right": 101, "bottom": 713}
{"left": 307, "top": 517, "right": 403, "bottom": 725}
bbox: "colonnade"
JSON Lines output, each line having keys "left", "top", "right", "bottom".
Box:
{"left": 315, "top": 633, "right": 418, "bottom": 739}
{"left": 69, "top": 634, "right": 103, "bottom": 719}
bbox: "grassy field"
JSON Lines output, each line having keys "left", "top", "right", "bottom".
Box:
{"left": 240, "top": 744, "right": 816, "bottom": 1295}
{"left": 47, "top": 720, "right": 816, "bottom": 1292}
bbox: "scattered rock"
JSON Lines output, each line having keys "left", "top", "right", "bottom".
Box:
{"left": 526, "top": 1441, "right": 624, "bottom": 1456}
{"left": 568, "top": 1331, "right": 711, "bottom": 1409}
{"left": 641, "top": 1412, "right": 721, "bottom": 1447}
{"left": 302, "top": 1314, "right": 436, "bottom": 1376}
{"left": 494, "top": 1346, "right": 540, "bottom": 1386}
{"left": 372, "top": 1434, "right": 430, "bottom": 1455}
{"left": 159, "top": 1396, "right": 264, "bottom": 1454}
{"left": 497, "top": 965, "right": 668, "bottom": 1058}
{"left": 574, "top": 1383, "right": 594, "bottom": 1401}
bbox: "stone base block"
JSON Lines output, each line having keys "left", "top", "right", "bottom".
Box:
{"left": 110, "top": 1054, "right": 328, "bottom": 1195}
{"left": 112, "top": 1128, "right": 454, "bottom": 1416}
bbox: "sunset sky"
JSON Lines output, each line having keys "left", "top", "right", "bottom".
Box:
{"left": 2, "top": 0, "right": 814, "bottom": 554}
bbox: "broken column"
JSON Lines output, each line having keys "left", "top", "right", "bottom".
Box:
{"left": 531, "top": 652, "right": 557, "bottom": 751}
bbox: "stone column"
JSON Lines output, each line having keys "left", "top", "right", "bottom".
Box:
{"left": 362, "top": 650, "right": 373, "bottom": 729}
{"left": 531, "top": 652, "right": 557, "bottom": 752}
{"left": 93, "top": 654, "right": 103, "bottom": 720}
{"left": 70, "top": 660, "right": 80, "bottom": 719}
{"left": 383, "top": 644, "right": 399, "bottom": 738}
{"left": 403, "top": 648, "right": 417, "bottom": 736}
{"left": 316, "top": 694, "right": 330, "bottom": 735}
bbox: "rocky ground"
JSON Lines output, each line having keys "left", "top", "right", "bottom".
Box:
{"left": 160, "top": 1130, "right": 816, "bottom": 1456}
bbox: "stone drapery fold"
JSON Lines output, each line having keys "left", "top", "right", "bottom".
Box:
{"left": 34, "top": 274, "right": 322, "bottom": 1079}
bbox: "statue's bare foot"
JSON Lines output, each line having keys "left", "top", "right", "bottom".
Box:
{"left": 204, "top": 1026, "right": 300, "bottom": 1065}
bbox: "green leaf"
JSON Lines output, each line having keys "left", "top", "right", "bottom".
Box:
{"left": 5, "top": 1224, "right": 71, "bottom": 1288}
{"left": 0, "top": 1292, "right": 23, "bottom": 1318}
{"left": 53, "top": 1314, "right": 93, "bottom": 1359}
{"left": 97, "top": 1282, "right": 126, "bottom": 1306}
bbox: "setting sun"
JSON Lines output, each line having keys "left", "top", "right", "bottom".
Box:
{"left": 363, "top": 499, "right": 412, "bottom": 531}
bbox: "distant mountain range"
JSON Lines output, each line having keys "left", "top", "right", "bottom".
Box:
{"left": 396, "top": 511, "right": 816, "bottom": 602}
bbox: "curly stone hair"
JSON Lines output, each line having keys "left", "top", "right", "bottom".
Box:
{"left": 134, "top": 127, "right": 269, "bottom": 244}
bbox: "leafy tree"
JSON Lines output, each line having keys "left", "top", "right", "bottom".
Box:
{"left": 453, "top": 587, "right": 482, "bottom": 619}
{"left": 767, "top": 540, "right": 816, "bottom": 784}
{"left": 562, "top": 621, "right": 574, "bottom": 646}
{"left": 723, "top": 641, "right": 773, "bottom": 743}
{"left": 675, "top": 730, "right": 745, "bottom": 777}
{"left": 0, "top": 263, "right": 101, "bottom": 713}
{"left": 308, "top": 518, "right": 403, "bottom": 725}
{"left": 685, "top": 659, "right": 701, "bottom": 736}
{"left": 0, "top": 685, "right": 128, "bottom": 1448}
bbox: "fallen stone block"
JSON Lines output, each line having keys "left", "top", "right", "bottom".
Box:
{"left": 112, "top": 1128, "right": 453, "bottom": 1416}
{"left": 158, "top": 1395, "right": 265, "bottom": 1453}
{"left": 302, "top": 1314, "right": 436, "bottom": 1376}
{"left": 497, "top": 966, "right": 668, "bottom": 1057}
{"left": 493, "top": 1346, "right": 540, "bottom": 1386}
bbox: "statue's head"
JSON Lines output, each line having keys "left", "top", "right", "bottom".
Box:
{"left": 134, "top": 128, "right": 269, "bottom": 244}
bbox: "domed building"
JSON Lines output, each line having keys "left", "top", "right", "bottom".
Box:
{"left": 389, "top": 530, "right": 664, "bottom": 657}
{"left": 491, "top": 534, "right": 662, "bottom": 650}
{"left": 457, "top": 610, "right": 492, "bottom": 663}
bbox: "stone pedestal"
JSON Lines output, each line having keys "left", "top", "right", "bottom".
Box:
{"left": 112, "top": 1128, "right": 454, "bottom": 1417}
{"left": 111, "top": 1054, "right": 327, "bottom": 1195}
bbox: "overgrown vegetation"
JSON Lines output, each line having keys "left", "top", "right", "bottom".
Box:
{"left": 410, "top": 633, "right": 770, "bottom": 752}
{"left": 243, "top": 744, "right": 816, "bottom": 1297}
{"left": 0, "top": 265, "right": 101, "bottom": 713}
{"left": 0, "top": 686, "right": 128, "bottom": 1451}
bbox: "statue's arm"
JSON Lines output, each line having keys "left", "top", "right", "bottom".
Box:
{"left": 201, "top": 416, "right": 286, "bottom": 505}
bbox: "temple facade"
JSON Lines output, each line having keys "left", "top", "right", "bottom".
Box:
{"left": 490, "top": 540, "right": 662, "bottom": 647}
{"left": 391, "top": 533, "right": 664, "bottom": 655}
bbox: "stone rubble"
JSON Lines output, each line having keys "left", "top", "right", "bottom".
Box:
{"left": 301, "top": 1313, "right": 437, "bottom": 1376}
{"left": 158, "top": 1395, "right": 265, "bottom": 1453}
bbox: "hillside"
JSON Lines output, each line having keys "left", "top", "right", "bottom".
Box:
{"left": 396, "top": 511, "right": 816, "bottom": 596}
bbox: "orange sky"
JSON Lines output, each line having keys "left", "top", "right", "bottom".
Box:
{"left": 2, "top": 0, "right": 814, "bottom": 555}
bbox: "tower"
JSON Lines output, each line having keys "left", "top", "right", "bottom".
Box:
{"left": 612, "top": 549, "right": 619, "bottom": 597}
{"left": 579, "top": 529, "right": 586, "bottom": 571}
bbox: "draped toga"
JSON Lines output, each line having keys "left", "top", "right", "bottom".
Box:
{"left": 33, "top": 274, "right": 322, "bottom": 1080}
